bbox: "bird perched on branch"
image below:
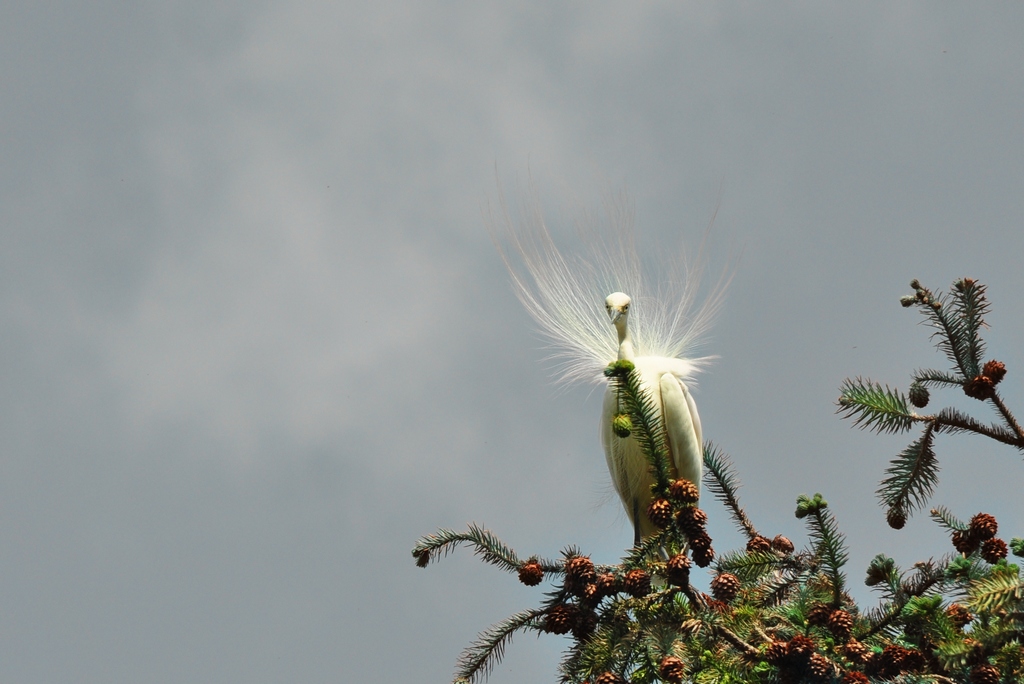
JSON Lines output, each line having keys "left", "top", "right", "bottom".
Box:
{"left": 491, "top": 186, "right": 726, "bottom": 546}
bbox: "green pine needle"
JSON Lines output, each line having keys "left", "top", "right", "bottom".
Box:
{"left": 837, "top": 377, "right": 915, "bottom": 434}
{"left": 968, "top": 572, "right": 1024, "bottom": 613}
{"left": 454, "top": 608, "right": 547, "bottom": 683}
{"left": 702, "top": 443, "right": 758, "bottom": 538}
{"left": 930, "top": 505, "right": 968, "bottom": 533}
{"left": 876, "top": 423, "right": 939, "bottom": 516}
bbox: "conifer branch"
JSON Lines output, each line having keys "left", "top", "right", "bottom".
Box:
{"left": 412, "top": 524, "right": 559, "bottom": 573}
{"left": 991, "top": 393, "right": 1024, "bottom": 445}
{"left": 876, "top": 422, "right": 939, "bottom": 517}
{"left": 837, "top": 378, "right": 916, "bottom": 434}
{"left": 930, "top": 506, "right": 968, "bottom": 533}
{"left": 454, "top": 608, "right": 547, "bottom": 683}
{"left": 968, "top": 573, "right": 1024, "bottom": 613}
{"left": 931, "top": 407, "right": 1022, "bottom": 446}
{"left": 702, "top": 443, "right": 758, "bottom": 538}
{"left": 795, "top": 495, "right": 849, "bottom": 606}
{"left": 611, "top": 363, "right": 672, "bottom": 492}
{"left": 912, "top": 368, "right": 965, "bottom": 388}
{"left": 951, "top": 278, "right": 989, "bottom": 377}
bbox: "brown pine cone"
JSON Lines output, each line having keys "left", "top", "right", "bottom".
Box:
{"left": 595, "top": 572, "right": 619, "bottom": 597}
{"left": 565, "top": 556, "right": 596, "bottom": 589}
{"left": 710, "top": 572, "right": 741, "bottom": 603}
{"left": 807, "top": 653, "right": 832, "bottom": 682}
{"left": 827, "top": 609, "right": 854, "bottom": 640}
{"left": 953, "top": 529, "right": 980, "bottom": 555}
{"left": 788, "top": 635, "right": 815, "bottom": 663}
{"left": 765, "top": 640, "right": 790, "bottom": 665}
{"left": 983, "top": 360, "right": 1007, "bottom": 385}
{"left": 646, "top": 498, "right": 673, "bottom": 529}
{"left": 580, "top": 582, "right": 600, "bottom": 605}
{"left": 886, "top": 508, "right": 907, "bottom": 530}
{"left": 746, "top": 535, "right": 772, "bottom": 553}
{"left": 688, "top": 531, "right": 712, "bottom": 551}
{"left": 981, "top": 537, "right": 1008, "bottom": 563}
{"left": 675, "top": 506, "right": 708, "bottom": 537}
{"left": 572, "top": 609, "right": 598, "bottom": 641}
{"left": 665, "top": 553, "right": 691, "bottom": 587}
{"left": 964, "top": 374, "right": 996, "bottom": 400}
{"left": 668, "top": 478, "right": 699, "bottom": 504}
{"left": 842, "top": 639, "right": 871, "bottom": 665}
{"left": 518, "top": 560, "right": 544, "bottom": 586}
{"left": 946, "top": 603, "right": 973, "bottom": 629}
{"left": 970, "top": 663, "right": 1001, "bottom": 684}
{"left": 970, "top": 513, "right": 999, "bottom": 540}
{"left": 772, "top": 535, "right": 795, "bottom": 554}
{"left": 544, "top": 604, "right": 575, "bottom": 635}
{"left": 874, "top": 645, "right": 909, "bottom": 677}
{"left": 902, "top": 649, "right": 926, "bottom": 673}
{"left": 840, "top": 673, "right": 869, "bottom": 684}
{"left": 691, "top": 541, "right": 715, "bottom": 568}
{"left": 807, "top": 603, "right": 832, "bottom": 626}
{"left": 593, "top": 672, "right": 626, "bottom": 684}
{"left": 622, "top": 568, "right": 651, "bottom": 597}
{"left": 658, "top": 656, "right": 685, "bottom": 684}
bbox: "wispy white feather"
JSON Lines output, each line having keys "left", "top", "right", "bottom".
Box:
{"left": 489, "top": 183, "right": 728, "bottom": 385}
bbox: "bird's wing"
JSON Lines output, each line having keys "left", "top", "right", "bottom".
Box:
{"left": 659, "top": 373, "right": 702, "bottom": 491}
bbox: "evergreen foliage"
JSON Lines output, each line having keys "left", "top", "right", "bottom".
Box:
{"left": 414, "top": 277, "right": 1023, "bottom": 683}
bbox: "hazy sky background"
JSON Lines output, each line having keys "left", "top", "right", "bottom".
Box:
{"left": 2, "top": 3, "right": 1023, "bottom": 682}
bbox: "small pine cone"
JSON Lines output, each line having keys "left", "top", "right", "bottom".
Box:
{"left": 710, "top": 572, "right": 741, "bottom": 603}
{"left": 970, "top": 513, "right": 999, "bottom": 540}
{"left": 518, "top": 560, "right": 544, "bottom": 586}
{"left": 953, "top": 529, "right": 980, "bottom": 555}
{"left": 595, "top": 572, "right": 619, "bottom": 597}
{"left": 622, "top": 568, "right": 651, "bottom": 597}
{"left": 692, "top": 543, "right": 715, "bottom": 568}
{"left": 611, "top": 413, "right": 632, "bottom": 437}
{"left": 807, "top": 653, "right": 832, "bottom": 682}
{"left": 970, "top": 663, "right": 1001, "bottom": 684}
{"left": 772, "top": 535, "right": 795, "bottom": 554}
{"left": 594, "top": 673, "right": 625, "bottom": 684}
{"left": 908, "top": 382, "right": 930, "bottom": 408}
{"left": 565, "top": 556, "right": 596, "bottom": 589}
{"left": 658, "top": 656, "right": 686, "bottom": 684}
{"left": 946, "top": 603, "right": 973, "bottom": 628}
{"left": 669, "top": 478, "right": 700, "bottom": 504}
{"left": 544, "top": 604, "right": 575, "bottom": 635}
{"left": 807, "top": 603, "right": 832, "bottom": 626}
{"left": 646, "top": 498, "right": 673, "bottom": 529}
{"left": 983, "top": 360, "right": 1007, "bottom": 385}
{"left": 843, "top": 639, "right": 871, "bottom": 665}
{"left": 902, "top": 649, "right": 926, "bottom": 673}
{"left": 765, "top": 640, "right": 790, "bottom": 665}
{"left": 580, "top": 582, "right": 600, "bottom": 605}
{"left": 876, "top": 645, "right": 908, "bottom": 677}
{"left": 746, "top": 535, "right": 772, "bottom": 553}
{"left": 981, "top": 537, "right": 1008, "bottom": 563}
{"left": 964, "top": 374, "right": 996, "bottom": 400}
{"left": 572, "top": 609, "right": 598, "bottom": 641}
{"left": 675, "top": 506, "right": 708, "bottom": 537}
{"left": 886, "top": 508, "right": 907, "bottom": 530}
{"left": 840, "top": 673, "right": 869, "bottom": 684}
{"left": 827, "top": 610, "right": 854, "bottom": 640}
{"left": 414, "top": 549, "right": 430, "bottom": 568}
{"left": 788, "top": 635, "right": 815, "bottom": 663}
{"left": 665, "top": 553, "right": 691, "bottom": 586}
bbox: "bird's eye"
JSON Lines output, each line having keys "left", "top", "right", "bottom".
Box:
{"left": 623, "top": 304, "right": 629, "bottom": 311}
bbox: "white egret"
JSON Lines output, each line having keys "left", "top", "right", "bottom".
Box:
{"left": 491, "top": 187, "right": 726, "bottom": 546}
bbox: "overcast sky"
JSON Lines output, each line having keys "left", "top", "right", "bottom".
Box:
{"left": 3, "top": 3, "right": 1024, "bottom": 683}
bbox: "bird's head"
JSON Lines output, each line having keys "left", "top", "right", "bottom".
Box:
{"left": 605, "top": 292, "right": 631, "bottom": 326}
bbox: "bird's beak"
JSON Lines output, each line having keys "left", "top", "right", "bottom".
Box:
{"left": 609, "top": 308, "right": 624, "bottom": 324}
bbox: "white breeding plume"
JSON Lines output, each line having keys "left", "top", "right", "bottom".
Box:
{"left": 491, "top": 187, "right": 728, "bottom": 545}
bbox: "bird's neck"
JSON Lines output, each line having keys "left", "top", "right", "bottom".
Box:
{"left": 616, "top": 323, "right": 635, "bottom": 361}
